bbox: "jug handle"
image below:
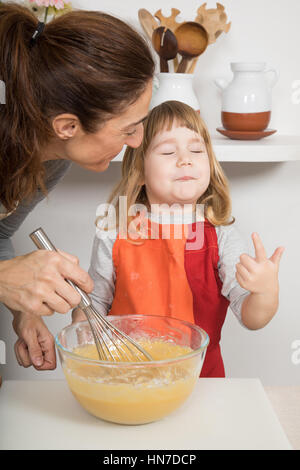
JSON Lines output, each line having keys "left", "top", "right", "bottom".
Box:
{"left": 153, "top": 75, "right": 160, "bottom": 93}
{"left": 265, "top": 69, "right": 279, "bottom": 88}
{"left": 214, "top": 78, "right": 228, "bottom": 90}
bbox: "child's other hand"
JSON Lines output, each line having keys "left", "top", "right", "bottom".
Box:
{"left": 235, "top": 232, "right": 285, "bottom": 295}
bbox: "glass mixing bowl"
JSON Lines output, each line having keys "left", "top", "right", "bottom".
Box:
{"left": 55, "top": 314, "right": 209, "bottom": 425}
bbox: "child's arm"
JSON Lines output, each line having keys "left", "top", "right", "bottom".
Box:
{"left": 236, "top": 232, "right": 284, "bottom": 330}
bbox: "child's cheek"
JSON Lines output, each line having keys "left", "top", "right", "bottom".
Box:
{"left": 151, "top": 158, "right": 170, "bottom": 183}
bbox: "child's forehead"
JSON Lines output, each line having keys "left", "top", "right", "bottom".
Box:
{"left": 152, "top": 123, "right": 204, "bottom": 142}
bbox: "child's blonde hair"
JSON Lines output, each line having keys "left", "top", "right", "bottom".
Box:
{"left": 98, "top": 100, "right": 234, "bottom": 231}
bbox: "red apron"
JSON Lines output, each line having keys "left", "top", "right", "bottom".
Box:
{"left": 109, "top": 218, "right": 229, "bottom": 377}
{"left": 184, "top": 220, "right": 230, "bottom": 377}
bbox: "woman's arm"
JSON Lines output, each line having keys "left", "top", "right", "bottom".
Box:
{"left": 0, "top": 160, "right": 91, "bottom": 316}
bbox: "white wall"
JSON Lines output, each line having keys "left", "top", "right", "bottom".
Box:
{"left": 1, "top": 0, "right": 300, "bottom": 385}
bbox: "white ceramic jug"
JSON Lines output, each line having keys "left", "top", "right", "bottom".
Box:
{"left": 150, "top": 73, "right": 199, "bottom": 110}
{"left": 214, "top": 62, "right": 279, "bottom": 131}
{"left": 214, "top": 62, "right": 278, "bottom": 112}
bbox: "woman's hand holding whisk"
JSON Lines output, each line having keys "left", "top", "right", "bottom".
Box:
{"left": 0, "top": 249, "right": 94, "bottom": 317}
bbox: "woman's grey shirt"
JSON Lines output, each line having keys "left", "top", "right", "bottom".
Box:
{"left": 0, "top": 160, "right": 71, "bottom": 260}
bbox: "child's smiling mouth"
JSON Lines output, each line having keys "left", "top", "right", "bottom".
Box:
{"left": 175, "top": 176, "right": 197, "bottom": 181}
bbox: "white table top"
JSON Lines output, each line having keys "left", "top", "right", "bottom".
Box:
{"left": 0, "top": 378, "right": 292, "bottom": 450}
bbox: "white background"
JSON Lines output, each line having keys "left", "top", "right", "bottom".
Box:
{"left": 0, "top": 0, "right": 300, "bottom": 385}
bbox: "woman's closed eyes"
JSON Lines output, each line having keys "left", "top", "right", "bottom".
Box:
{"left": 125, "top": 129, "right": 137, "bottom": 136}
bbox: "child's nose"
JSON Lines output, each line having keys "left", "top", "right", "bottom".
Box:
{"left": 176, "top": 153, "right": 192, "bottom": 167}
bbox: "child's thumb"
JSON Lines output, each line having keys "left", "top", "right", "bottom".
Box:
{"left": 270, "top": 246, "right": 285, "bottom": 266}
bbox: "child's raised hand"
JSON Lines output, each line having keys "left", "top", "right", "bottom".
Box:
{"left": 235, "top": 233, "right": 285, "bottom": 295}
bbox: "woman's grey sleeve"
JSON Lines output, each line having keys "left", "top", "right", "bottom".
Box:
{"left": 0, "top": 236, "right": 14, "bottom": 261}
{"left": 0, "top": 160, "right": 71, "bottom": 261}
{"left": 0, "top": 191, "right": 50, "bottom": 260}
{"left": 88, "top": 230, "right": 117, "bottom": 317}
{"left": 216, "top": 224, "right": 251, "bottom": 327}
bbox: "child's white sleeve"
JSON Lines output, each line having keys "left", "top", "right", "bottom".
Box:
{"left": 215, "top": 224, "right": 250, "bottom": 327}
{"left": 87, "top": 230, "right": 117, "bottom": 316}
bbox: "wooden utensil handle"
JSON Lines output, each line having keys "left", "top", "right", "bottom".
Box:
{"left": 177, "top": 57, "right": 189, "bottom": 73}
{"left": 160, "top": 57, "right": 169, "bottom": 73}
{"left": 187, "top": 57, "right": 198, "bottom": 74}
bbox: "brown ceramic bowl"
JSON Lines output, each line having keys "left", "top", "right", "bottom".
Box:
{"left": 221, "top": 111, "right": 271, "bottom": 131}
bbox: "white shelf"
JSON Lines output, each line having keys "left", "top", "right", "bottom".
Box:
{"left": 112, "top": 135, "right": 300, "bottom": 163}
{"left": 211, "top": 134, "right": 300, "bottom": 162}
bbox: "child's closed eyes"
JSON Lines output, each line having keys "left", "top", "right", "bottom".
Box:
{"left": 161, "top": 150, "right": 205, "bottom": 155}
{"left": 159, "top": 146, "right": 206, "bottom": 155}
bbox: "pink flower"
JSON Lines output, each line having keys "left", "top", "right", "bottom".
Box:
{"left": 29, "top": 0, "right": 66, "bottom": 10}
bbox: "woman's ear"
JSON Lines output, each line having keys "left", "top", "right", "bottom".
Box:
{"left": 51, "top": 114, "right": 81, "bottom": 140}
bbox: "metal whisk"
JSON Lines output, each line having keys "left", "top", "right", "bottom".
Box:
{"left": 30, "top": 228, "right": 152, "bottom": 362}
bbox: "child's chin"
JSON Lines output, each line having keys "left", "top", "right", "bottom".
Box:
{"left": 173, "top": 190, "right": 201, "bottom": 204}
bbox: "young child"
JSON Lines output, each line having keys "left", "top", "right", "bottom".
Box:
{"left": 73, "top": 100, "right": 284, "bottom": 377}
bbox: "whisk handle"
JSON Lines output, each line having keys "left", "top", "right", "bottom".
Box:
{"left": 30, "top": 227, "right": 91, "bottom": 309}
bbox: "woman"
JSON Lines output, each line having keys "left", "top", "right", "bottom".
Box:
{"left": 0, "top": 3, "right": 154, "bottom": 371}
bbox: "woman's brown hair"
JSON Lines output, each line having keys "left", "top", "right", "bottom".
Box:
{"left": 0, "top": 2, "right": 155, "bottom": 212}
{"left": 101, "top": 100, "right": 234, "bottom": 232}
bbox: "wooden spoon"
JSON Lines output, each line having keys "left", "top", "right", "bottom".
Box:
{"left": 152, "top": 26, "right": 178, "bottom": 73}
{"left": 138, "top": 8, "right": 159, "bottom": 41}
{"left": 175, "top": 22, "right": 208, "bottom": 73}
{"left": 154, "top": 8, "right": 183, "bottom": 72}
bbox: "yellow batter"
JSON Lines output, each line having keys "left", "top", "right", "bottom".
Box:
{"left": 64, "top": 340, "right": 198, "bottom": 424}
